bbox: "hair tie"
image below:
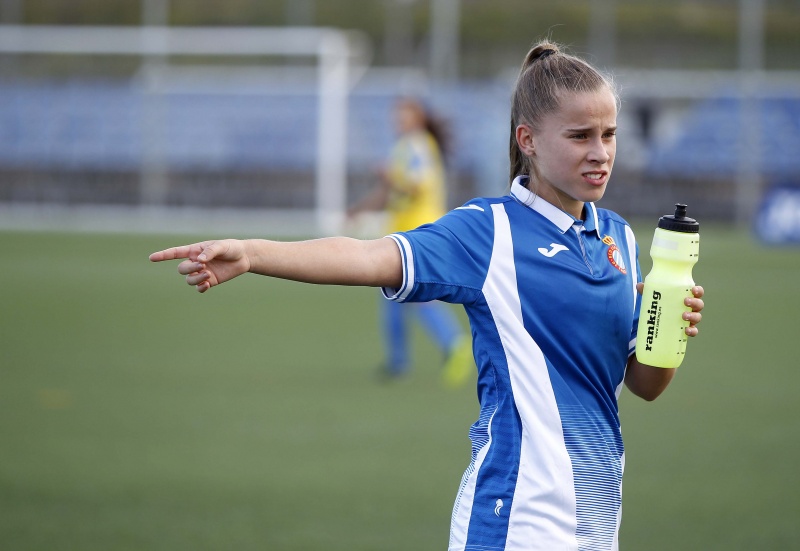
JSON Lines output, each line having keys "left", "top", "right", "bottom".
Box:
{"left": 538, "top": 48, "right": 556, "bottom": 61}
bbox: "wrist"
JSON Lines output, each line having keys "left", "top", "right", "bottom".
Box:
{"left": 241, "top": 239, "right": 258, "bottom": 274}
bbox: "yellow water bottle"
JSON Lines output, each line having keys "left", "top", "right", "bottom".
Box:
{"left": 636, "top": 204, "right": 700, "bottom": 368}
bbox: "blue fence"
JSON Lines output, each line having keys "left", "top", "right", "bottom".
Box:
{"left": 0, "top": 79, "right": 508, "bottom": 182}
{"left": 646, "top": 95, "right": 800, "bottom": 178}
{"left": 3, "top": 79, "right": 799, "bottom": 220}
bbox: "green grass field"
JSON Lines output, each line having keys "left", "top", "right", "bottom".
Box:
{"left": 1, "top": 225, "right": 798, "bottom": 550}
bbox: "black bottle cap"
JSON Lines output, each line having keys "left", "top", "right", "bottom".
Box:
{"left": 657, "top": 203, "right": 700, "bottom": 233}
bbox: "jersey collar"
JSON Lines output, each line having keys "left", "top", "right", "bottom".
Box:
{"left": 510, "top": 175, "right": 601, "bottom": 237}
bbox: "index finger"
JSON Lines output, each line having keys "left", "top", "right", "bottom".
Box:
{"left": 149, "top": 243, "right": 204, "bottom": 263}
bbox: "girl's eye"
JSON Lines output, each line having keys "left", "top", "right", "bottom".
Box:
{"left": 570, "top": 133, "right": 587, "bottom": 139}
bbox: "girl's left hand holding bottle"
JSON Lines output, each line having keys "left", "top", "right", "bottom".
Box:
{"left": 636, "top": 282, "right": 705, "bottom": 336}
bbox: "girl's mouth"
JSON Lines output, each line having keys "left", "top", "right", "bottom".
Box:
{"left": 583, "top": 172, "right": 608, "bottom": 186}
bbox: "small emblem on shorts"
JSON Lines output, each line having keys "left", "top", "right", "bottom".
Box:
{"left": 494, "top": 499, "right": 503, "bottom": 516}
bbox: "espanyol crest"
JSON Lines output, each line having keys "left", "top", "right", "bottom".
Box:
{"left": 603, "top": 235, "right": 627, "bottom": 274}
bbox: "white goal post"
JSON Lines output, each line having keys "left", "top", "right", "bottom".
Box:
{"left": 0, "top": 25, "right": 370, "bottom": 234}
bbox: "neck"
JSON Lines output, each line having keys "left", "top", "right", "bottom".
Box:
{"left": 525, "top": 178, "right": 585, "bottom": 220}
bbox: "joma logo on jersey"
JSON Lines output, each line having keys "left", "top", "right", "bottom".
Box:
{"left": 538, "top": 243, "right": 568, "bottom": 257}
{"left": 644, "top": 291, "right": 662, "bottom": 351}
{"left": 494, "top": 499, "right": 503, "bottom": 516}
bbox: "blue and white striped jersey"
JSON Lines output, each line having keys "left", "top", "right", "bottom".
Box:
{"left": 383, "top": 176, "right": 642, "bottom": 551}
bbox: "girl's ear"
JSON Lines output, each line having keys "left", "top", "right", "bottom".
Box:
{"left": 515, "top": 124, "right": 536, "bottom": 156}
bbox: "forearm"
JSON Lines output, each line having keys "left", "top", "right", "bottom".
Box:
{"left": 624, "top": 354, "right": 676, "bottom": 401}
{"left": 244, "top": 236, "right": 402, "bottom": 288}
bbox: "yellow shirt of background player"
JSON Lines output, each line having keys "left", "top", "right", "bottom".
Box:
{"left": 385, "top": 130, "right": 447, "bottom": 233}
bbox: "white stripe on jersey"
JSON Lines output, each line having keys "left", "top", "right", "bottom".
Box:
{"left": 619, "top": 223, "right": 640, "bottom": 400}
{"left": 381, "top": 234, "right": 415, "bottom": 302}
{"left": 448, "top": 407, "right": 497, "bottom": 550}
{"left": 484, "top": 203, "right": 579, "bottom": 550}
{"left": 611, "top": 451, "right": 624, "bottom": 551}
{"left": 624, "top": 225, "right": 639, "bottom": 320}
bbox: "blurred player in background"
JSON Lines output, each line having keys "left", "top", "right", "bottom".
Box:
{"left": 348, "top": 97, "right": 472, "bottom": 387}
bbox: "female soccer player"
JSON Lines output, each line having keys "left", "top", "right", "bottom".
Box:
{"left": 348, "top": 97, "right": 472, "bottom": 385}
{"left": 150, "top": 41, "right": 705, "bottom": 550}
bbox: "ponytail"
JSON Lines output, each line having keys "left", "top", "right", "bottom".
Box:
{"left": 509, "top": 118, "right": 526, "bottom": 185}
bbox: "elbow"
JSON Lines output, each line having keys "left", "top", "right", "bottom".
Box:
{"left": 624, "top": 380, "right": 664, "bottom": 401}
{"left": 635, "top": 387, "right": 665, "bottom": 402}
{"left": 625, "top": 359, "right": 676, "bottom": 402}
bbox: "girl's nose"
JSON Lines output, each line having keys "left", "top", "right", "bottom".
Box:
{"left": 587, "top": 139, "right": 611, "bottom": 164}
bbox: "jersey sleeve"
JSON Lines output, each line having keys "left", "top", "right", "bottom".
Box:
{"left": 381, "top": 199, "right": 495, "bottom": 305}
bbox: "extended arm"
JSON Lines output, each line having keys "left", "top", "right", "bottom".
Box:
{"left": 625, "top": 285, "right": 705, "bottom": 401}
{"left": 149, "top": 236, "right": 403, "bottom": 293}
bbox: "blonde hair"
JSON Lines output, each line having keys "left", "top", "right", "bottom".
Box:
{"left": 509, "top": 41, "right": 618, "bottom": 185}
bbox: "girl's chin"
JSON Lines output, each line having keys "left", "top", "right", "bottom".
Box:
{"left": 579, "top": 184, "right": 607, "bottom": 203}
